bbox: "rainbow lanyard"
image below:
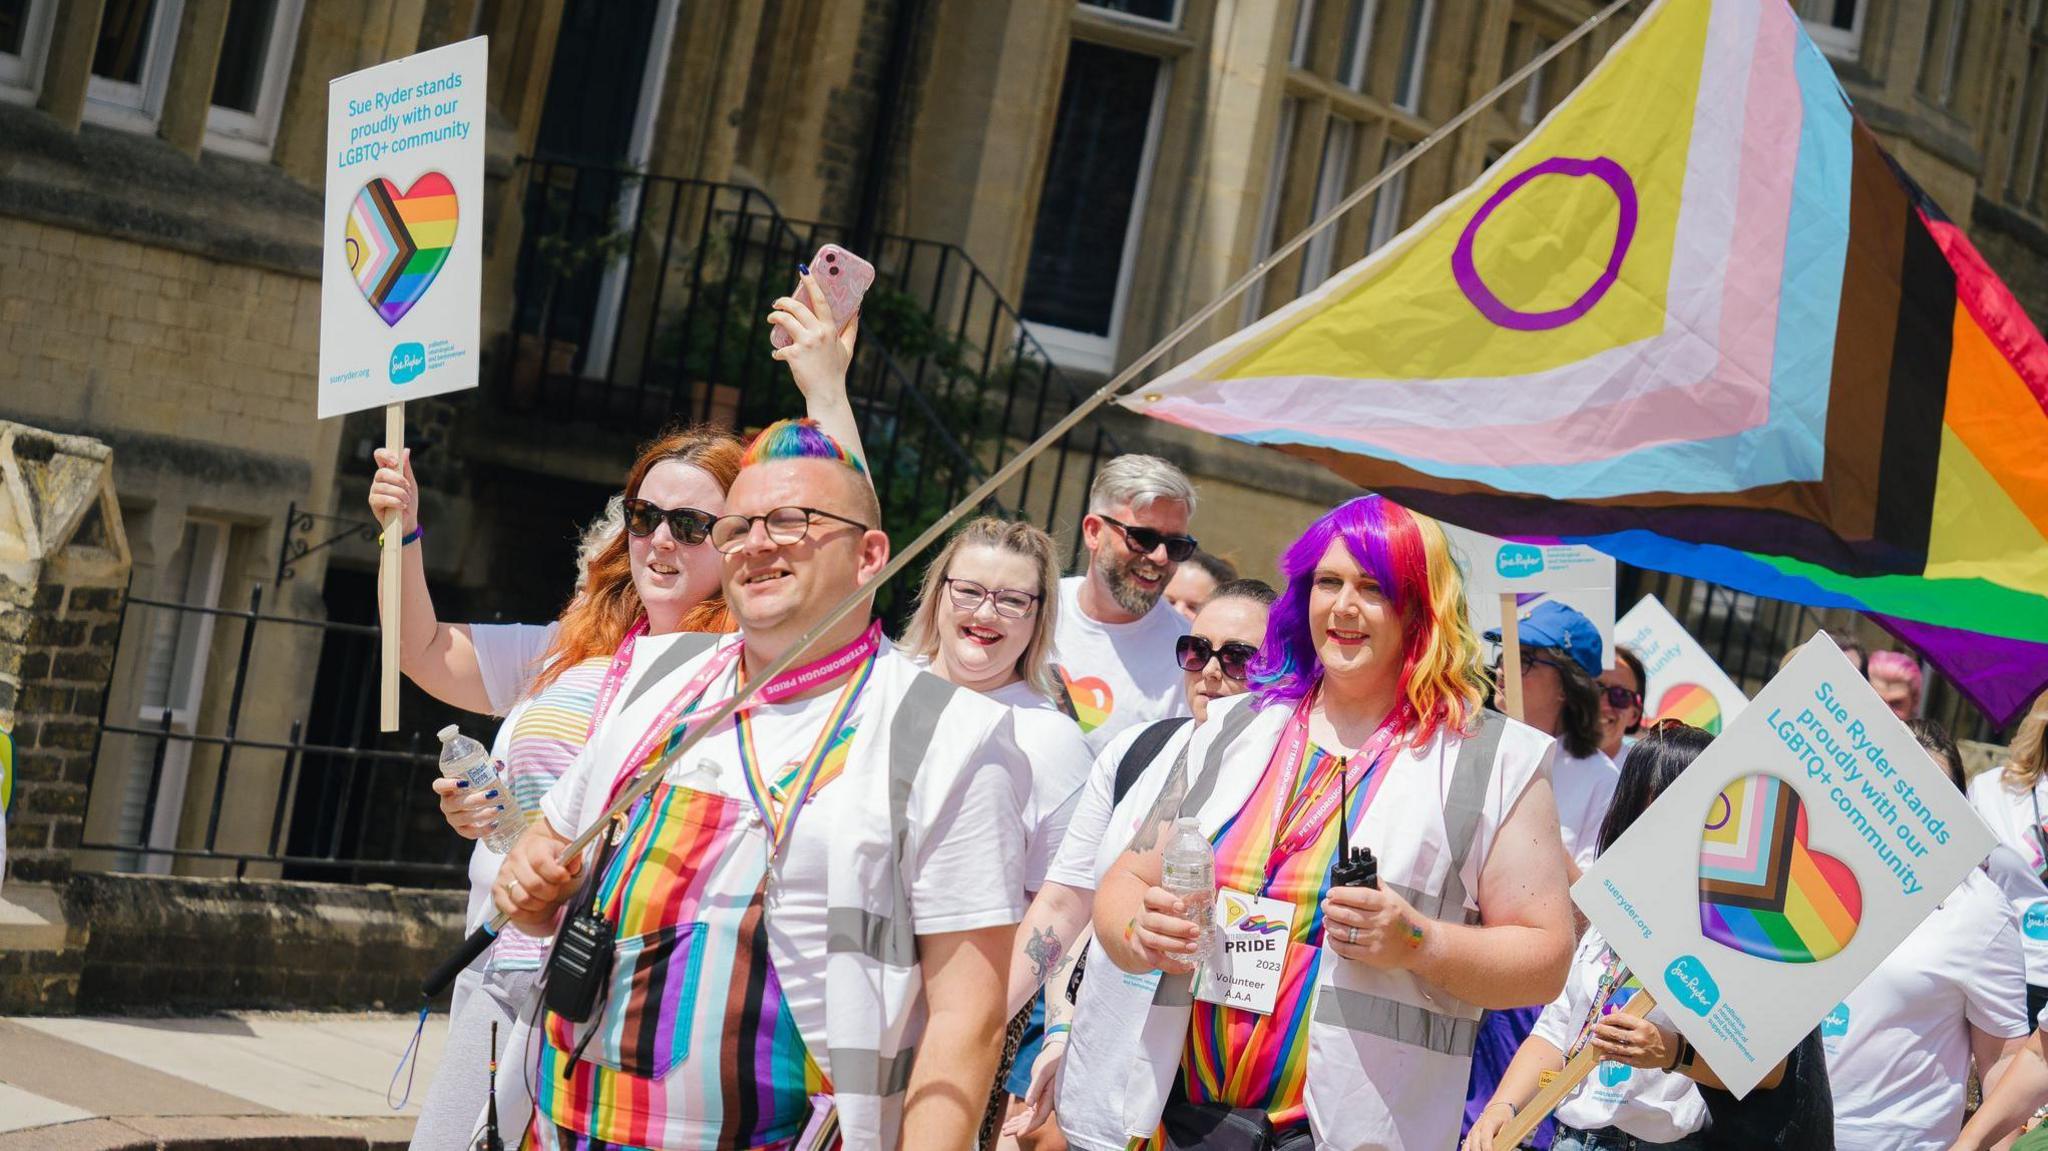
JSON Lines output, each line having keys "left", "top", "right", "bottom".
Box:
{"left": 732, "top": 645, "right": 878, "bottom": 855}
{"left": 1259, "top": 689, "right": 1407, "bottom": 880}
{"left": 1565, "top": 948, "right": 1635, "bottom": 1060}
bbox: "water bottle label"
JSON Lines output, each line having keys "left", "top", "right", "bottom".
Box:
{"left": 463, "top": 763, "right": 498, "bottom": 790}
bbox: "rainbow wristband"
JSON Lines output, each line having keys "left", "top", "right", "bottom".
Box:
{"left": 1044, "top": 1023, "right": 1072, "bottom": 1039}
{"left": 379, "top": 524, "right": 425, "bottom": 548}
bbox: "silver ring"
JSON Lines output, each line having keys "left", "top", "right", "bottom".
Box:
{"left": 1346, "top": 926, "right": 1360, "bottom": 944}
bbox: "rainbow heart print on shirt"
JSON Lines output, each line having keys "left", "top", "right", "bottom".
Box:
{"left": 1058, "top": 667, "right": 1114, "bottom": 734}
{"left": 345, "top": 173, "right": 457, "bottom": 326}
{"left": 1699, "top": 773, "right": 1862, "bottom": 963}
{"left": 1655, "top": 683, "right": 1724, "bottom": 734}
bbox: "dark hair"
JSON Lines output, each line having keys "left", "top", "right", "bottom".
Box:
{"left": 1210, "top": 577, "right": 1276, "bottom": 607}
{"left": 1908, "top": 717, "right": 1965, "bottom": 791}
{"left": 1531, "top": 644, "right": 1603, "bottom": 760}
{"left": 1614, "top": 646, "right": 1648, "bottom": 734}
{"left": 1596, "top": 723, "right": 1716, "bottom": 855}
{"left": 1828, "top": 630, "right": 1868, "bottom": 675}
{"left": 1185, "top": 549, "right": 1238, "bottom": 586}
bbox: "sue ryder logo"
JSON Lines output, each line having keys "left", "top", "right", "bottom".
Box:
{"left": 1663, "top": 955, "right": 1720, "bottom": 1015}
{"left": 1495, "top": 544, "right": 1545, "bottom": 578}
{"left": 389, "top": 342, "right": 426, "bottom": 384}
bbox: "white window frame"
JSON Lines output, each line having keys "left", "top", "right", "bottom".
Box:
{"left": 119, "top": 517, "right": 230, "bottom": 874}
{"left": 1797, "top": 0, "right": 1865, "bottom": 63}
{"left": 1289, "top": 0, "right": 1316, "bottom": 69}
{"left": 1369, "top": 140, "right": 1411, "bottom": 252}
{"left": 1921, "top": 0, "right": 1966, "bottom": 109}
{"left": 1395, "top": 0, "right": 1434, "bottom": 112}
{"left": 1242, "top": 97, "right": 1299, "bottom": 324}
{"left": 1521, "top": 36, "right": 1552, "bottom": 125}
{"left": 84, "top": 0, "right": 186, "bottom": 133}
{"left": 1080, "top": 0, "right": 1185, "bottom": 33}
{"left": 1298, "top": 116, "right": 1356, "bottom": 293}
{"left": 580, "top": 0, "right": 682, "bottom": 379}
{"left": 1024, "top": 55, "right": 1172, "bottom": 373}
{"left": 1339, "top": 0, "right": 1378, "bottom": 91}
{"left": 0, "top": 0, "right": 58, "bottom": 105}
{"left": 203, "top": 0, "right": 304, "bottom": 161}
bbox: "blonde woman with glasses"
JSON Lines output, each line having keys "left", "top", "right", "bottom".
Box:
{"left": 901, "top": 516, "right": 1094, "bottom": 1147}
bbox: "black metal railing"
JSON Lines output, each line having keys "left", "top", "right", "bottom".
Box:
{"left": 1618, "top": 566, "right": 1998, "bottom": 743}
{"left": 495, "top": 160, "right": 1123, "bottom": 570}
{"left": 81, "top": 583, "right": 467, "bottom": 885}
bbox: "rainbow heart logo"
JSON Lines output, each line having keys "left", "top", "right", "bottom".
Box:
{"left": 1699, "top": 774, "right": 1861, "bottom": 964}
{"left": 345, "top": 173, "right": 457, "bottom": 326}
{"left": 1059, "top": 667, "right": 1115, "bottom": 733}
{"left": 1656, "top": 682, "right": 1723, "bottom": 735}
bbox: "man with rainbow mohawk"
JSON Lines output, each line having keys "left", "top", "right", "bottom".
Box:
{"left": 497, "top": 418, "right": 1030, "bottom": 1150}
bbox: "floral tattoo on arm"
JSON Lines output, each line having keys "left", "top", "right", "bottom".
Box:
{"left": 1025, "top": 926, "right": 1065, "bottom": 985}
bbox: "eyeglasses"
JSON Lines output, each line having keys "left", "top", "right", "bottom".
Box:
{"left": 944, "top": 578, "right": 1040, "bottom": 619}
{"left": 1494, "top": 650, "right": 1567, "bottom": 678}
{"left": 1176, "top": 635, "right": 1258, "bottom": 680}
{"left": 622, "top": 498, "right": 716, "bottom": 545}
{"left": 1602, "top": 685, "right": 1643, "bottom": 711}
{"left": 709, "top": 505, "right": 870, "bottom": 554}
{"left": 1098, "top": 515, "right": 1199, "bottom": 563}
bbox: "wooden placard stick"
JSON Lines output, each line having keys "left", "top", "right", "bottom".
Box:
{"left": 1499, "top": 593, "right": 1525, "bottom": 722}
{"left": 379, "top": 402, "right": 403, "bottom": 732}
{"left": 1495, "top": 988, "right": 1654, "bottom": 1147}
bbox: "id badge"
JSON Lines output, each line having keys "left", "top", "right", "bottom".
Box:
{"left": 1192, "top": 887, "right": 1294, "bottom": 1016}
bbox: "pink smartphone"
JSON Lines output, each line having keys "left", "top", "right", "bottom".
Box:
{"left": 771, "top": 243, "right": 876, "bottom": 348}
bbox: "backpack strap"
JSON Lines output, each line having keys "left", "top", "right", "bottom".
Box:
{"left": 1113, "top": 717, "right": 1193, "bottom": 805}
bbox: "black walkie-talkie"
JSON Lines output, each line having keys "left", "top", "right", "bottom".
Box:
{"left": 1329, "top": 763, "right": 1379, "bottom": 889}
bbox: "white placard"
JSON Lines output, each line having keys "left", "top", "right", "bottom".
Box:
{"left": 1574, "top": 634, "right": 1995, "bottom": 1097}
{"left": 317, "top": 37, "right": 487, "bottom": 418}
{"left": 1616, "top": 595, "right": 1750, "bottom": 735}
{"left": 1443, "top": 523, "right": 1616, "bottom": 669}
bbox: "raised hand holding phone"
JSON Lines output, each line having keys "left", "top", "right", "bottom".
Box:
{"left": 767, "top": 248, "right": 871, "bottom": 471}
{"left": 770, "top": 243, "right": 874, "bottom": 349}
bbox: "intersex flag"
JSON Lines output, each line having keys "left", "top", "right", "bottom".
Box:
{"left": 1126, "top": 0, "right": 2048, "bottom": 725}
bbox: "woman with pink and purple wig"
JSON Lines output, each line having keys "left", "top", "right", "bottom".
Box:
{"left": 1087, "top": 494, "right": 1574, "bottom": 1151}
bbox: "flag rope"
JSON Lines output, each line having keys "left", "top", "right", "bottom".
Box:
{"left": 461, "top": 0, "right": 1645, "bottom": 945}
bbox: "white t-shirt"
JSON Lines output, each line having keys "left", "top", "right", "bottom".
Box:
{"left": 469, "top": 622, "right": 560, "bottom": 715}
{"left": 1968, "top": 768, "right": 2048, "bottom": 985}
{"left": 1531, "top": 931, "right": 1707, "bottom": 1143}
{"left": 1551, "top": 746, "right": 1619, "bottom": 869}
{"left": 1050, "top": 576, "right": 1191, "bottom": 755}
{"left": 1043, "top": 718, "right": 1194, "bottom": 892}
{"left": 541, "top": 649, "right": 1029, "bottom": 1069}
{"left": 1822, "top": 868, "right": 2027, "bottom": 1151}
{"left": 915, "top": 670, "right": 1090, "bottom": 892}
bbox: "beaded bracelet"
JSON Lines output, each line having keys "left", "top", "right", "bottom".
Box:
{"left": 378, "top": 524, "right": 425, "bottom": 548}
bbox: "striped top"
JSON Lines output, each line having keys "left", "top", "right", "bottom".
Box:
{"left": 1177, "top": 743, "right": 1384, "bottom": 1134}
{"left": 488, "top": 654, "right": 611, "bottom": 971}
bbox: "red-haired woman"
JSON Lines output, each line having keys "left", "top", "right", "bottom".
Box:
{"left": 1088, "top": 494, "right": 1575, "bottom": 1151}
{"left": 374, "top": 272, "right": 863, "bottom": 1146}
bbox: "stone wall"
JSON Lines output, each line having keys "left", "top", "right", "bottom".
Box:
{"left": 0, "top": 422, "right": 130, "bottom": 885}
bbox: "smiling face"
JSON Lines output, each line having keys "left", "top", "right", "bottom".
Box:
{"left": 933, "top": 544, "right": 1043, "bottom": 693}
{"left": 1308, "top": 539, "right": 1407, "bottom": 693}
{"left": 1165, "top": 564, "right": 1220, "bottom": 622}
{"left": 1183, "top": 594, "right": 1270, "bottom": 723}
{"left": 627, "top": 459, "right": 728, "bottom": 634}
{"left": 1083, "top": 499, "right": 1190, "bottom": 618}
{"left": 720, "top": 459, "right": 887, "bottom": 650}
{"left": 1596, "top": 661, "right": 1642, "bottom": 758}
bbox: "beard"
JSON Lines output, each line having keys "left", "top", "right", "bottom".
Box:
{"left": 1102, "top": 550, "right": 1169, "bottom": 616}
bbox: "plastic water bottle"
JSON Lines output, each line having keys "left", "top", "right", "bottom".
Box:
{"left": 1161, "top": 817, "right": 1216, "bottom": 966}
{"left": 437, "top": 725, "right": 523, "bottom": 854}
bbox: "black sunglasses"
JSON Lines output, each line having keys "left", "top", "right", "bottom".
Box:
{"left": 622, "top": 498, "right": 716, "bottom": 545}
{"left": 1177, "top": 635, "right": 1258, "bottom": 680}
{"left": 1494, "top": 649, "right": 1568, "bottom": 677}
{"left": 1602, "top": 685, "right": 1643, "bottom": 711}
{"left": 1098, "top": 514, "right": 1199, "bottom": 563}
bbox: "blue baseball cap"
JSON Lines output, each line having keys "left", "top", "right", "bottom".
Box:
{"left": 1484, "top": 600, "right": 1603, "bottom": 679}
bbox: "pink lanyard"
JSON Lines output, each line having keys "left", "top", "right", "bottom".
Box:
{"left": 602, "top": 621, "right": 886, "bottom": 806}
{"left": 1261, "top": 688, "right": 1408, "bottom": 874}
{"left": 585, "top": 617, "right": 651, "bottom": 741}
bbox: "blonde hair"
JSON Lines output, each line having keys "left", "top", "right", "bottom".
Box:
{"left": 2003, "top": 688, "right": 2048, "bottom": 790}
{"left": 900, "top": 517, "right": 1062, "bottom": 700}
